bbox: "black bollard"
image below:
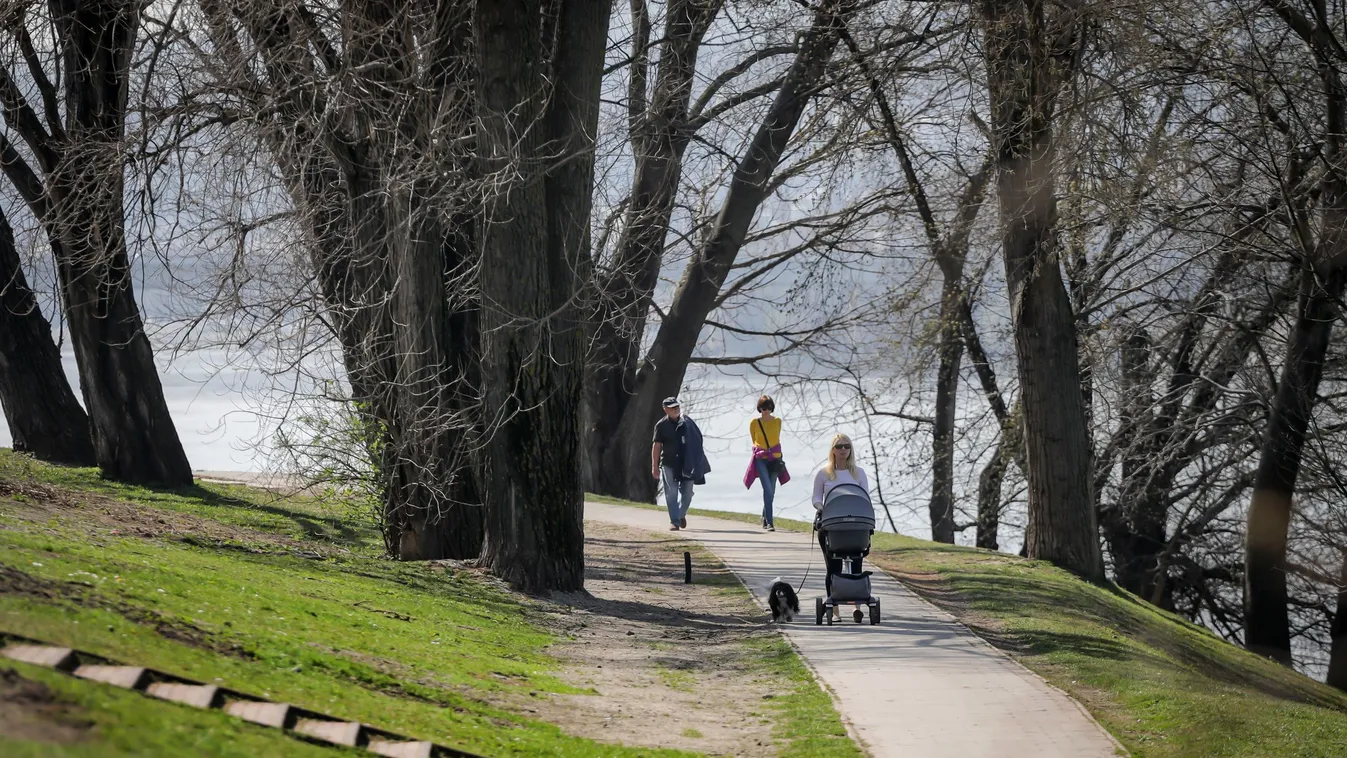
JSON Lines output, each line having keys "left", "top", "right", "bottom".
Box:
{"left": 684, "top": 551, "right": 692, "bottom": 584}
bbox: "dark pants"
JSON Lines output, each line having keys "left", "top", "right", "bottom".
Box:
{"left": 818, "top": 529, "right": 862, "bottom": 596}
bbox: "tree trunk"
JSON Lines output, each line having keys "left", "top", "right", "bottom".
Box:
{"left": 1244, "top": 262, "right": 1347, "bottom": 664}
{"left": 344, "top": 0, "right": 485, "bottom": 561}
{"left": 45, "top": 0, "right": 191, "bottom": 485}
{"left": 586, "top": 0, "right": 724, "bottom": 499}
{"left": 1245, "top": 35, "right": 1347, "bottom": 662}
{"left": 975, "top": 408, "right": 1019, "bottom": 551}
{"left": 1108, "top": 326, "right": 1166, "bottom": 599}
{"left": 477, "top": 0, "right": 611, "bottom": 592}
{"left": 981, "top": 0, "right": 1102, "bottom": 580}
{"left": 602, "top": 0, "right": 857, "bottom": 503}
{"left": 929, "top": 275, "right": 962, "bottom": 544}
{"left": 0, "top": 209, "right": 95, "bottom": 465}
{"left": 1328, "top": 550, "right": 1347, "bottom": 692}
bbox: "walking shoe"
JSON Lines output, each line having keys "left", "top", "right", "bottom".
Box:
{"left": 670, "top": 524, "right": 680, "bottom": 531}
{"left": 679, "top": 517, "right": 687, "bottom": 529}
{"left": 768, "top": 525, "right": 775, "bottom": 532}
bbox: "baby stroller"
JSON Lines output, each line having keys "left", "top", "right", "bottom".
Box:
{"left": 814, "top": 482, "right": 881, "bottom": 625}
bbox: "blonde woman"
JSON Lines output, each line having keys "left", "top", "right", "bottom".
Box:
{"left": 812, "top": 433, "right": 869, "bottom": 618}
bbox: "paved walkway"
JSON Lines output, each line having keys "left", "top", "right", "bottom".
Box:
{"left": 585, "top": 501, "right": 1123, "bottom": 758}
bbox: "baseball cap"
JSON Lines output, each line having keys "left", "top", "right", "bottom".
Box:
{"left": 662, "top": 397, "right": 681, "bottom": 408}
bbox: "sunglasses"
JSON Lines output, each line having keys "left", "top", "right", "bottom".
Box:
{"left": 833, "top": 444, "right": 851, "bottom": 450}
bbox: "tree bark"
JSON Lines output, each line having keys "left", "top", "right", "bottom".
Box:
{"left": 602, "top": 0, "right": 857, "bottom": 503}
{"left": 476, "top": 0, "right": 611, "bottom": 592}
{"left": 981, "top": 0, "right": 1103, "bottom": 580}
{"left": 0, "top": 209, "right": 95, "bottom": 465}
{"left": 43, "top": 0, "right": 191, "bottom": 485}
{"left": 586, "top": 0, "right": 723, "bottom": 498}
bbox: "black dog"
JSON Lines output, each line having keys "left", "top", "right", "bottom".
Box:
{"left": 767, "top": 577, "right": 800, "bottom": 622}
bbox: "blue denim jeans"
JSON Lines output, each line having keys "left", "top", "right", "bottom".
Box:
{"left": 661, "top": 466, "right": 694, "bottom": 524}
{"left": 755, "top": 458, "right": 778, "bottom": 526}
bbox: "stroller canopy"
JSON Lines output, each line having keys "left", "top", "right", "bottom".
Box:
{"left": 820, "top": 482, "right": 875, "bottom": 532}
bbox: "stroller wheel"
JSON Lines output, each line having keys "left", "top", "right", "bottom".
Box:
{"left": 814, "top": 597, "right": 824, "bottom": 626}
{"left": 869, "top": 601, "right": 880, "bottom": 625}
{"left": 853, "top": 609, "right": 863, "bottom": 624}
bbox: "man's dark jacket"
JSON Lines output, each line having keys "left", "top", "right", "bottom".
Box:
{"left": 678, "top": 416, "right": 712, "bottom": 485}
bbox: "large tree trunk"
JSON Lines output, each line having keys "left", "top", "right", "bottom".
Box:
{"left": 586, "top": 0, "right": 723, "bottom": 498}
{"left": 201, "top": 2, "right": 484, "bottom": 557}
{"left": 346, "top": 0, "right": 485, "bottom": 561}
{"left": 602, "top": 0, "right": 857, "bottom": 503}
{"left": 44, "top": 0, "right": 190, "bottom": 485}
{"left": 477, "top": 0, "right": 610, "bottom": 592}
{"left": 981, "top": 0, "right": 1102, "bottom": 580}
{"left": 1328, "top": 550, "right": 1347, "bottom": 692}
{"left": 0, "top": 209, "right": 95, "bottom": 465}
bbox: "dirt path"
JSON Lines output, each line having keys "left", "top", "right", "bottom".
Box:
{"left": 520, "top": 520, "right": 785, "bottom": 757}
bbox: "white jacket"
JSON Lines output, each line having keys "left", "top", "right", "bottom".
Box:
{"left": 812, "top": 467, "right": 869, "bottom": 510}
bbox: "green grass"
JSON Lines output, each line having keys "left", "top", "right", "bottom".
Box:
{"left": 865, "top": 534, "right": 1347, "bottom": 758}
{"left": 744, "top": 635, "right": 856, "bottom": 758}
{"left": 0, "top": 452, "right": 860, "bottom": 757}
{"left": 585, "top": 493, "right": 1347, "bottom": 757}
{"left": 0, "top": 453, "right": 698, "bottom": 757}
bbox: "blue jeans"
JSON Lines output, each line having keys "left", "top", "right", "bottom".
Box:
{"left": 661, "top": 466, "right": 694, "bottom": 524}
{"left": 755, "top": 458, "right": 778, "bottom": 526}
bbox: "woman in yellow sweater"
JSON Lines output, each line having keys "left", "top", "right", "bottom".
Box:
{"left": 749, "top": 395, "right": 784, "bottom": 531}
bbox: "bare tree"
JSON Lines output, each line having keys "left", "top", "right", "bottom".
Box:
{"left": 194, "top": 0, "right": 484, "bottom": 559}
{"left": 0, "top": 0, "right": 191, "bottom": 484}
{"left": 1239, "top": 0, "right": 1347, "bottom": 665}
{"left": 979, "top": 0, "right": 1102, "bottom": 579}
{"left": 596, "top": 0, "right": 864, "bottom": 503}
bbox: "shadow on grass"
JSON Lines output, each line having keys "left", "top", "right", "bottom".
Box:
{"left": 891, "top": 554, "right": 1347, "bottom": 713}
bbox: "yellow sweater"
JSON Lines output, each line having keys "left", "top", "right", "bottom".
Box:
{"left": 750, "top": 416, "right": 782, "bottom": 455}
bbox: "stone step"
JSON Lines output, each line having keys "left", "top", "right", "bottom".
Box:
{"left": 73, "top": 665, "right": 148, "bottom": 690}
{"left": 294, "top": 717, "right": 363, "bottom": 747}
{"left": 369, "top": 740, "right": 434, "bottom": 758}
{"left": 146, "top": 682, "right": 220, "bottom": 709}
{"left": 1, "top": 644, "right": 76, "bottom": 671}
{"left": 223, "top": 700, "right": 292, "bottom": 729}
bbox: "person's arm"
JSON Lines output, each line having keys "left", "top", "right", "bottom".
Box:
{"left": 651, "top": 441, "right": 661, "bottom": 478}
{"left": 858, "top": 467, "right": 869, "bottom": 492}
{"left": 812, "top": 470, "right": 826, "bottom": 510}
{"left": 750, "top": 419, "right": 763, "bottom": 451}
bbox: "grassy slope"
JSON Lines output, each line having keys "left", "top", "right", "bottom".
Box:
{"left": 587, "top": 495, "right": 1347, "bottom": 758}
{"left": 0, "top": 452, "right": 853, "bottom": 757}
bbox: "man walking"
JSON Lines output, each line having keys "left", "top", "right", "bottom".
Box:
{"left": 652, "top": 397, "right": 696, "bottom": 530}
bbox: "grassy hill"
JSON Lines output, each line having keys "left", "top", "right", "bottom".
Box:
{"left": 0, "top": 453, "right": 855, "bottom": 757}
{"left": 602, "top": 498, "right": 1347, "bottom": 758}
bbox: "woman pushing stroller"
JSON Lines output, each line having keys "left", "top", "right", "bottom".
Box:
{"left": 813, "top": 433, "right": 870, "bottom": 621}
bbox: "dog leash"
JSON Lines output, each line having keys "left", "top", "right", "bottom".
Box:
{"left": 795, "top": 516, "right": 818, "bottom": 596}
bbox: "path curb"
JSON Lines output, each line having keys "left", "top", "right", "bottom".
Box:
{"left": 1, "top": 632, "right": 483, "bottom": 758}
